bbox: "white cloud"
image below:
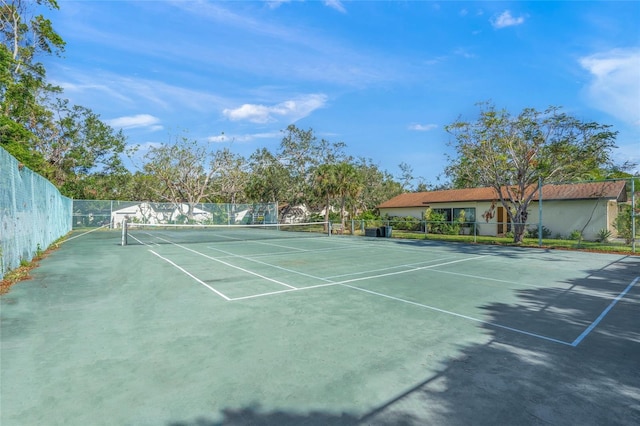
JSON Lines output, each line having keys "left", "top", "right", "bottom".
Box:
{"left": 580, "top": 48, "right": 640, "bottom": 126}
{"left": 409, "top": 123, "right": 438, "bottom": 131}
{"left": 324, "top": 0, "right": 346, "bottom": 13}
{"left": 54, "top": 69, "right": 230, "bottom": 114}
{"left": 56, "top": 80, "right": 133, "bottom": 104}
{"left": 207, "top": 132, "right": 280, "bottom": 143}
{"left": 491, "top": 10, "right": 525, "bottom": 29}
{"left": 453, "top": 47, "right": 476, "bottom": 59}
{"left": 266, "top": 0, "right": 291, "bottom": 9}
{"left": 268, "top": 0, "right": 343, "bottom": 12}
{"left": 222, "top": 94, "right": 328, "bottom": 124}
{"left": 107, "top": 114, "right": 163, "bottom": 131}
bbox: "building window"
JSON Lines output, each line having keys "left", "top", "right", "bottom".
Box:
{"left": 432, "top": 208, "right": 476, "bottom": 224}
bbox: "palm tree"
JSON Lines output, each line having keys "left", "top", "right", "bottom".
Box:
{"left": 333, "top": 162, "right": 363, "bottom": 229}
{"left": 313, "top": 163, "right": 339, "bottom": 231}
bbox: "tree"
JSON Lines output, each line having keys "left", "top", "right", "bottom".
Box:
{"left": 1, "top": 0, "right": 65, "bottom": 119}
{"left": 313, "top": 163, "right": 340, "bottom": 229}
{"left": 210, "top": 148, "right": 248, "bottom": 205}
{"left": 1, "top": 0, "right": 129, "bottom": 199}
{"left": 0, "top": 114, "right": 42, "bottom": 169}
{"left": 445, "top": 103, "right": 617, "bottom": 243}
{"left": 1, "top": 0, "right": 64, "bottom": 173}
{"left": 332, "top": 162, "right": 363, "bottom": 227}
{"left": 143, "top": 137, "right": 220, "bottom": 219}
{"left": 245, "top": 147, "right": 291, "bottom": 204}
{"left": 397, "top": 161, "right": 414, "bottom": 192}
{"left": 277, "top": 124, "right": 346, "bottom": 207}
{"left": 117, "top": 171, "right": 157, "bottom": 201}
{"left": 353, "top": 157, "right": 403, "bottom": 214}
{"left": 312, "top": 162, "right": 363, "bottom": 230}
{"left": 40, "top": 99, "right": 128, "bottom": 195}
{"left": 615, "top": 195, "right": 639, "bottom": 244}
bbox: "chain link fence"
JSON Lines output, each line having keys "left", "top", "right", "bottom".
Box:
{"left": 1, "top": 147, "right": 72, "bottom": 277}
{"left": 72, "top": 200, "right": 279, "bottom": 229}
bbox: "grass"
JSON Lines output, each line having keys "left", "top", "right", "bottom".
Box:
{"left": 352, "top": 229, "right": 638, "bottom": 255}
{"left": 400, "top": 231, "right": 637, "bottom": 254}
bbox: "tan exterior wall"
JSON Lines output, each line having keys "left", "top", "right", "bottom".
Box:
{"left": 526, "top": 199, "right": 614, "bottom": 240}
{"left": 380, "top": 198, "right": 618, "bottom": 240}
{"left": 608, "top": 200, "right": 620, "bottom": 237}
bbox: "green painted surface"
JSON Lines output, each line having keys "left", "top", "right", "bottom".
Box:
{"left": 1, "top": 230, "right": 639, "bottom": 425}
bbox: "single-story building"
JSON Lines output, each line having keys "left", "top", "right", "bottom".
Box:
{"left": 378, "top": 181, "right": 628, "bottom": 240}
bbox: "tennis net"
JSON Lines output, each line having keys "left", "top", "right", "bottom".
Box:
{"left": 122, "top": 221, "right": 330, "bottom": 246}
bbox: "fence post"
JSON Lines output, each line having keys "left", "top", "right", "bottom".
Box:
{"left": 538, "top": 177, "right": 543, "bottom": 247}
{"left": 632, "top": 178, "right": 636, "bottom": 253}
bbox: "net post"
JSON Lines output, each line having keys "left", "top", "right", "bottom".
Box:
{"left": 328, "top": 222, "right": 332, "bottom": 236}
{"left": 121, "top": 217, "right": 128, "bottom": 246}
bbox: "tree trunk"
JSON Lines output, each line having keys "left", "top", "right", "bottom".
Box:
{"left": 512, "top": 208, "right": 528, "bottom": 243}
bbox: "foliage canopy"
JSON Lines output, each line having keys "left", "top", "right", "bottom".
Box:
{"left": 445, "top": 103, "right": 618, "bottom": 242}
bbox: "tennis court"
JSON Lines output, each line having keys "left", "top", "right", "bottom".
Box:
{"left": 1, "top": 226, "right": 639, "bottom": 425}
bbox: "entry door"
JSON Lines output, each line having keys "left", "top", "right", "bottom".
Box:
{"left": 497, "top": 206, "right": 509, "bottom": 235}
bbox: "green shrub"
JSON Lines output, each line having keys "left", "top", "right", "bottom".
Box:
{"left": 443, "top": 223, "right": 461, "bottom": 235}
{"left": 615, "top": 202, "right": 640, "bottom": 244}
{"left": 596, "top": 228, "right": 612, "bottom": 243}
{"left": 390, "top": 216, "right": 422, "bottom": 232}
{"left": 355, "top": 210, "right": 379, "bottom": 221}
{"left": 527, "top": 225, "right": 552, "bottom": 239}
{"left": 568, "top": 230, "right": 582, "bottom": 240}
{"left": 425, "top": 208, "right": 447, "bottom": 234}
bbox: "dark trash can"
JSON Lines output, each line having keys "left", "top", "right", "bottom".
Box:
{"left": 365, "top": 228, "right": 378, "bottom": 237}
{"left": 379, "top": 226, "right": 392, "bottom": 237}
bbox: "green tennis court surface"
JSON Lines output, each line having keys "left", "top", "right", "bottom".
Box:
{"left": 1, "top": 229, "right": 639, "bottom": 425}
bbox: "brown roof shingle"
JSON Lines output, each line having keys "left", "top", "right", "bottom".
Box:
{"left": 378, "top": 181, "right": 627, "bottom": 208}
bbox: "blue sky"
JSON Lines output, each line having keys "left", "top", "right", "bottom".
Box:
{"left": 46, "top": 1, "right": 639, "bottom": 187}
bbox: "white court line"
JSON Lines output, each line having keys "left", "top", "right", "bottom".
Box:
{"left": 132, "top": 232, "right": 639, "bottom": 347}
{"left": 229, "top": 255, "right": 487, "bottom": 301}
{"left": 340, "top": 284, "right": 573, "bottom": 346}
{"left": 148, "top": 250, "right": 231, "bottom": 301}
{"left": 205, "top": 241, "right": 463, "bottom": 282}
{"left": 151, "top": 236, "right": 298, "bottom": 290}
{"left": 240, "top": 239, "right": 308, "bottom": 252}
{"left": 571, "top": 276, "right": 639, "bottom": 347}
{"left": 206, "top": 244, "right": 357, "bottom": 261}
{"left": 324, "top": 255, "right": 463, "bottom": 280}
{"left": 63, "top": 224, "right": 110, "bottom": 243}
{"left": 206, "top": 245, "right": 334, "bottom": 283}
{"left": 333, "top": 255, "right": 488, "bottom": 286}
{"left": 424, "top": 268, "right": 531, "bottom": 287}
{"left": 227, "top": 254, "right": 575, "bottom": 346}
{"left": 132, "top": 236, "right": 296, "bottom": 301}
